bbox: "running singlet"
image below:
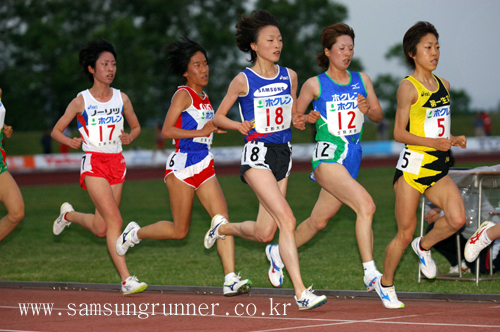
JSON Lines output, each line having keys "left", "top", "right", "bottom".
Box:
{"left": 0, "top": 99, "right": 7, "bottom": 173}
{"left": 77, "top": 88, "right": 124, "bottom": 154}
{"left": 403, "top": 74, "right": 450, "bottom": 152}
{"left": 312, "top": 71, "right": 367, "bottom": 146}
{"left": 238, "top": 66, "right": 293, "bottom": 144}
{"left": 172, "top": 86, "right": 214, "bottom": 152}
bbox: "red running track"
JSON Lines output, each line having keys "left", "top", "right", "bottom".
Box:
{"left": 1, "top": 287, "right": 499, "bottom": 332}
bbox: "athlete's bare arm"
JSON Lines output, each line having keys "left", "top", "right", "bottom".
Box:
{"left": 213, "top": 73, "right": 253, "bottom": 135}
{"left": 51, "top": 95, "right": 84, "bottom": 149}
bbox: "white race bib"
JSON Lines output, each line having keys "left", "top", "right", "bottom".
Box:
{"left": 241, "top": 142, "right": 267, "bottom": 167}
{"left": 326, "top": 98, "right": 364, "bottom": 136}
{"left": 0, "top": 100, "right": 5, "bottom": 129}
{"left": 396, "top": 149, "right": 424, "bottom": 175}
{"left": 87, "top": 114, "right": 124, "bottom": 148}
{"left": 193, "top": 109, "right": 214, "bottom": 145}
{"left": 312, "top": 141, "right": 337, "bottom": 161}
{"left": 253, "top": 95, "right": 292, "bottom": 134}
{"left": 166, "top": 151, "right": 187, "bottom": 171}
{"left": 424, "top": 105, "right": 450, "bottom": 139}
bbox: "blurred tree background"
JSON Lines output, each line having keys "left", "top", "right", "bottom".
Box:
{"left": 0, "top": 0, "right": 359, "bottom": 131}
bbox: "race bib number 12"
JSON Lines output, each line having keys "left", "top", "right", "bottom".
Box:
{"left": 326, "top": 99, "right": 363, "bottom": 136}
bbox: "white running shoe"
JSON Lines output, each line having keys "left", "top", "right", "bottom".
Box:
{"left": 265, "top": 244, "right": 284, "bottom": 288}
{"left": 465, "top": 221, "right": 494, "bottom": 262}
{"left": 116, "top": 221, "right": 141, "bottom": 256}
{"left": 223, "top": 273, "right": 252, "bottom": 296}
{"left": 448, "top": 260, "right": 471, "bottom": 274}
{"left": 121, "top": 276, "right": 147, "bottom": 295}
{"left": 411, "top": 237, "right": 437, "bottom": 279}
{"left": 364, "top": 270, "right": 382, "bottom": 292}
{"left": 53, "top": 202, "right": 74, "bottom": 235}
{"left": 294, "top": 286, "right": 327, "bottom": 310}
{"left": 374, "top": 277, "right": 404, "bottom": 309}
{"left": 204, "top": 214, "right": 227, "bottom": 249}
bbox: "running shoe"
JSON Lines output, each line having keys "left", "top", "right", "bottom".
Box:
{"left": 116, "top": 221, "right": 141, "bottom": 256}
{"left": 374, "top": 277, "right": 404, "bottom": 309}
{"left": 363, "top": 270, "right": 382, "bottom": 292}
{"left": 464, "top": 221, "right": 494, "bottom": 262}
{"left": 223, "top": 273, "right": 252, "bottom": 296}
{"left": 411, "top": 237, "right": 437, "bottom": 279}
{"left": 294, "top": 286, "right": 327, "bottom": 310}
{"left": 448, "top": 260, "right": 471, "bottom": 274}
{"left": 265, "top": 244, "right": 284, "bottom": 288}
{"left": 53, "top": 202, "right": 74, "bottom": 235}
{"left": 121, "top": 276, "right": 147, "bottom": 295}
{"left": 204, "top": 214, "right": 227, "bottom": 249}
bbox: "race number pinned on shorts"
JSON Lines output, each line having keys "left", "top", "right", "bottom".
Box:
{"left": 326, "top": 97, "right": 363, "bottom": 136}
{"left": 253, "top": 95, "right": 292, "bottom": 134}
{"left": 241, "top": 142, "right": 267, "bottom": 167}
{"left": 396, "top": 149, "right": 424, "bottom": 175}
{"left": 81, "top": 154, "right": 92, "bottom": 174}
{"left": 166, "top": 152, "right": 187, "bottom": 171}
{"left": 424, "top": 105, "right": 450, "bottom": 139}
{"left": 312, "top": 141, "right": 337, "bottom": 161}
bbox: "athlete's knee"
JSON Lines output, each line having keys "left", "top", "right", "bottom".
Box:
{"left": 309, "top": 216, "right": 329, "bottom": 232}
{"left": 276, "top": 214, "right": 296, "bottom": 234}
{"left": 171, "top": 227, "right": 190, "bottom": 240}
{"left": 396, "top": 230, "right": 414, "bottom": 248}
{"left": 358, "top": 198, "right": 376, "bottom": 219}
{"left": 255, "top": 229, "right": 275, "bottom": 243}
{"left": 448, "top": 212, "right": 466, "bottom": 231}
{"left": 8, "top": 206, "right": 24, "bottom": 225}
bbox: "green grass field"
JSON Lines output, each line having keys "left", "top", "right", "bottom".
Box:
{"left": 1, "top": 162, "right": 499, "bottom": 295}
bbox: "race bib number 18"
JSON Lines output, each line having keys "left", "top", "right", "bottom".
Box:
{"left": 254, "top": 95, "right": 292, "bottom": 134}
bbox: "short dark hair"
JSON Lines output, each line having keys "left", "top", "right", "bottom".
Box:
{"left": 403, "top": 21, "right": 439, "bottom": 69}
{"left": 79, "top": 39, "right": 117, "bottom": 83}
{"left": 164, "top": 36, "right": 208, "bottom": 83}
{"left": 316, "top": 23, "right": 355, "bottom": 70}
{"left": 235, "top": 10, "right": 279, "bottom": 64}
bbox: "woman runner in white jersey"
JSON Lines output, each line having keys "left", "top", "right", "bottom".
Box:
{"left": 0, "top": 88, "right": 24, "bottom": 242}
{"left": 203, "top": 10, "right": 326, "bottom": 310}
{"left": 51, "top": 39, "right": 147, "bottom": 295}
{"left": 264, "top": 23, "right": 384, "bottom": 294}
{"left": 115, "top": 37, "right": 251, "bottom": 296}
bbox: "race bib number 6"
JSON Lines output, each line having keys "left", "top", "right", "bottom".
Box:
{"left": 253, "top": 95, "right": 292, "bottom": 134}
{"left": 326, "top": 99, "right": 363, "bottom": 136}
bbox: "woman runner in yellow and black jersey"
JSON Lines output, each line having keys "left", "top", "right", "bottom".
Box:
{"left": 375, "top": 21, "right": 467, "bottom": 309}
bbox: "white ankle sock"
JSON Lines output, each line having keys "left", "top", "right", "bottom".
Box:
{"left": 363, "top": 260, "right": 377, "bottom": 276}
{"left": 225, "top": 272, "right": 236, "bottom": 283}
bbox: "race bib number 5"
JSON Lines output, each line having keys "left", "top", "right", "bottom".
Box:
{"left": 254, "top": 95, "right": 292, "bottom": 134}
{"left": 326, "top": 98, "right": 363, "bottom": 136}
{"left": 396, "top": 149, "right": 424, "bottom": 175}
{"left": 424, "top": 105, "right": 450, "bottom": 139}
